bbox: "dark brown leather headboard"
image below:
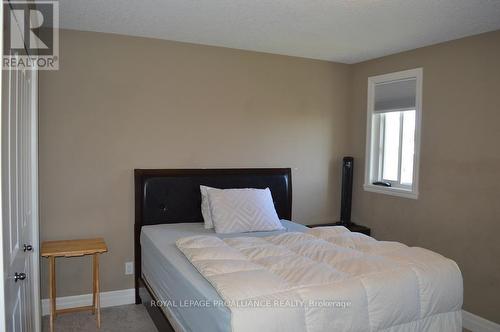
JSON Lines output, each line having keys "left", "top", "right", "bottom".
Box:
{"left": 134, "top": 168, "right": 292, "bottom": 226}
{"left": 133, "top": 168, "right": 292, "bottom": 304}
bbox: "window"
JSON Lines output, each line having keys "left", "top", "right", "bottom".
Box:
{"left": 364, "top": 68, "right": 422, "bottom": 199}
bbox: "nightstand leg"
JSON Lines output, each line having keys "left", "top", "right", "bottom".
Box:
{"left": 49, "top": 256, "right": 56, "bottom": 332}
{"left": 94, "top": 254, "right": 101, "bottom": 328}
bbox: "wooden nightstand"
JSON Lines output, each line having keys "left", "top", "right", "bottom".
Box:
{"left": 41, "top": 238, "right": 108, "bottom": 332}
{"left": 307, "top": 222, "right": 371, "bottom": 236}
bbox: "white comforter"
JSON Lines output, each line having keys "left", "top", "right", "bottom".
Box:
{"left": 176, "top": 226, "right": 463, "bottom": 332}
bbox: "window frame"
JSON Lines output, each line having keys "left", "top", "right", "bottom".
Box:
{"left": 364, "top": 68, "right": 423, "bottom": 199}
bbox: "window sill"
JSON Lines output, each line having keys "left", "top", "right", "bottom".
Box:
{"left": 363, "top": 184, "right": 418, "bottom": 199}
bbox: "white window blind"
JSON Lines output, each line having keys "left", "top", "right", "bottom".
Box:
{"left": 374, "top": 78, "right": 417, "bottom": 113}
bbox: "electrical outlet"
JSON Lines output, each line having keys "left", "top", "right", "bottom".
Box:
{"left": 125, "top": 262, "right": 134, "bottom": 275}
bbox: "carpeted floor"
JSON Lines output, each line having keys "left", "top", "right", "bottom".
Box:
{"left": 42, "top": 304, "right": 471, "bottom": 332}
{"left": 42, "top": 304, "right": 158, "bottom": 332}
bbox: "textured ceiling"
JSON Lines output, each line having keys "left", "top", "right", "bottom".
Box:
{"left": 59, "top": 0, "right": 500, "bottom": 63}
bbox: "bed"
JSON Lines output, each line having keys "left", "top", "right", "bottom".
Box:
{"left": 135, "top": 168, "right": 295, "bottom": 331}
{"left": 134, "top": 168, "right": 463, "bottom": 332}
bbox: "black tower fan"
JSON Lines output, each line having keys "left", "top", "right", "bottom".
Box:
{"left": 340, "top": 156, "right": 354, "bottom": 225}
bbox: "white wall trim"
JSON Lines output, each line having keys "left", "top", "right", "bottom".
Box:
{"left": 0, "top": 5, "right": 5, "bottom": 332}
{"left": 463, "top": 310, "right": 500, "bottom": 332}
{"left": 42, "top": 288, "right": 135, "bottom": 316}
{"left": 364, "top": 68, "right": 423, "bottom": 200}
{"left": 363, "top": 184, "right": 419, "bottom": 199}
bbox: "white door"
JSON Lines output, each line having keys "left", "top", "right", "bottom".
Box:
{"left": 1, "top": 6, "right": 40, "bottom": 330}
{"left": 2, "top": 62, "right": 38, "bottom": 332}
{"left": 2, "top": 63, "right": 26, "bottom": 332}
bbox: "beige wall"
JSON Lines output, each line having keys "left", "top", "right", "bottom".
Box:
{"left": 40, "top": 28, "right": 500, "bottom": 323}
{"left": 39, "top": 30, "right": 350, "bottom": 297}
{"left": 349, "top": 30, "right": 500, "bottom": 323}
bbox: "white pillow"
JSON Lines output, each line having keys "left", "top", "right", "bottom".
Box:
{"left": 200, "top": 185, "right": 216, "bottom": 229}
{"left": 207, "top": 187, "right": 284, "bottom": 234}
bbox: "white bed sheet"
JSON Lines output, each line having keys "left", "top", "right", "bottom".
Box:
{"left": 175, "top": 226, "right": 463, "bottom": 332}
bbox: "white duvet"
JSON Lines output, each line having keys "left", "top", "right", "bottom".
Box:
{"left": 176, "top": 226, "right": 463, "bottom": 332}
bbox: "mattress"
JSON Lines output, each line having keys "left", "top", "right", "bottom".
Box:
{"left": 140, "top": 220, "right": 308, "bottom": 332}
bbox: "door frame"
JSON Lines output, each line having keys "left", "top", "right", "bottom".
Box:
{"left": 0, "top": 2, "right": 5, "bottom": 331}
{"left": 30, "top": 65, "right": 41, "bottom": 332}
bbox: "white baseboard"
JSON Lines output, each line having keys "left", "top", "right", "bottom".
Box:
{"left": 42, "top": 288, "right": 135, "bottom": 316}
{"left": 463, "top": 310, "right": 500, "bottom": 332}
{"left": 42, "top": 291, "right": 500, "bottom": 332}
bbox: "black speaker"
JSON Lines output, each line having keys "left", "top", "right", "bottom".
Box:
{"left": 340, "top": 156, "right": 353, "bottom": 225}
